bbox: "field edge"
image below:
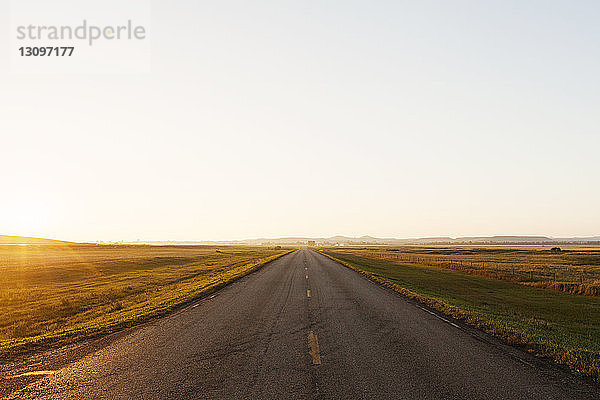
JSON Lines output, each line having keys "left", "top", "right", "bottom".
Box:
{"left": 0, "top": 249, "right": 295, "bottom": 363}
{"left": 317, "top": 249, "right": 599, "bottom": 383}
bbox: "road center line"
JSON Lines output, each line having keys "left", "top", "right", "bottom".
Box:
{"left": 308, "top": 331, "right": 321, "bottom": 365}
{"left": 307, "top": 289, "right": 311, "bottom": 297}
{"left": 305, "top": 275, "right": 309, "bottom": 279}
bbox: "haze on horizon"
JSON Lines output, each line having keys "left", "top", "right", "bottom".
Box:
{"left": 1, "top": 1, "right": 599, "bottom": 243}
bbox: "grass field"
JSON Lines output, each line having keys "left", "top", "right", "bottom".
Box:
{"left": 320, "top": 248, "right": 600, "bottom": 381}
{"left": 0, "top": 244, "right": 289, "bottom": 358}
{"left": 326, "top": 246, "right": 600, "bottom": 296}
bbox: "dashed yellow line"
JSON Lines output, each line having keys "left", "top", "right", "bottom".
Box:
{"left": 307, "top": 289, "right": 311, "bottom": 297}
{"left": 305, "top": 275, "right": 309, "bottom": 279}
{"left": 308, "top": 331, "right": 321, "bottom": 365}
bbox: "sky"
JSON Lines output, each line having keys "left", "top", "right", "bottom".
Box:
{"left": 0, "top": 0, "right": 599, "bottom": 242}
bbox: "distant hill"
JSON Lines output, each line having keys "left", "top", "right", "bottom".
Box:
{"left": 127, "top": 235, "right": 600, "bottom": 246}
{"left": 555, "top": 236, "right": 600, "bottom": 242}
{"left": 0, "top": 235, "right": 75, "bottom": 245}
{"left": 4, "top": 234, "right": 597, "bottom": 247}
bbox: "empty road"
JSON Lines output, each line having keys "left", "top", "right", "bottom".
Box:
{"left": 5, "top": 249, "right": 598, "bottom": 399}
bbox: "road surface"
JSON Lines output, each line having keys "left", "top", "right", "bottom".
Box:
{"left": 4, "top": 249, "right": 598, "bottom": 399}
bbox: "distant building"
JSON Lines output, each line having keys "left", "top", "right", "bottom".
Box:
{"left": 307, "top": 240, "right": 316, "bottom": 246}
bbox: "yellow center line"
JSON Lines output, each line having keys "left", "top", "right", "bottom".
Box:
{"left": 307, "top": 289, "right": 311, "bottom": 297}
{"left": 305, "top": 275, "right": 309, "bottom": 279}
{"left": 308, "top": 331, "right": 322, "bottom": 365}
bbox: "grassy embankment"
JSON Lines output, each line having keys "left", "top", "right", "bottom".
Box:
{"left": 0, "top": 244, "right": 290, "bottom": 358}
{"left": 320, "top": 249, "right": 600, "bottom": 381}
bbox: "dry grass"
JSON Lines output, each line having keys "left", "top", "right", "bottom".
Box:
{"left": 328, "top": 246, "right": 600, "bottom": 296}
{"left": 0, "top": 244, "right": 290, "bottom": 358}
{"left": 320, "top": 248, "right": 600, "bottom": 381}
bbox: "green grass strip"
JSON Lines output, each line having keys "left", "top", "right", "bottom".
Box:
{"left": 321, "top": 250, "right": 600, "bottom": 381}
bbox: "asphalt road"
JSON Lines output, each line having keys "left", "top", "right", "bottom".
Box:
{"left": 5, "top": 249, "right": 599, "bottom": 399}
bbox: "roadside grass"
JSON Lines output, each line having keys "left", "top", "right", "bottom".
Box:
{"left": 320, "top": 250, "right": 600, "bottom": 381}
{"left": 335, "top": 246, "right": 600, "bottom": 296}
{"left": 0, "top": 244, "right": 291, "bottom": 359}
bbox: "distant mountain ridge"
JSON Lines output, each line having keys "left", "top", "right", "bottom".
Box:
{"left": 2, "top": 234, "right": 599, "bottom": 246}
{"left": 128, "top": 235, "right": 600, "bottom": 246}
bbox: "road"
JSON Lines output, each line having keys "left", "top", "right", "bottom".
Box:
{"left": 5, "top": 249, "right": 598, "bottom": 399}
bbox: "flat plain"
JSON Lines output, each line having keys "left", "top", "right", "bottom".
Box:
{"left": 0, "top": 244, "right": 289, "bottom": 358}
{"left": 4, "top": 249, "right": 598, "bottom": 400}
{"left": 325, "top": 246, "right": 600, "bottom": 295}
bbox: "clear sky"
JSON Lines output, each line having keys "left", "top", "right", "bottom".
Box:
{"left": 1, "top": 1, "right": 599, "bottom": 242}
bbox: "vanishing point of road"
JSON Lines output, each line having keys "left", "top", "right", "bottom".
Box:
{"left": 5, "top": 249, "right": 599, "bottom": 399}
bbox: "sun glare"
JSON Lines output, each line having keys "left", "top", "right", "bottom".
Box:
{"left": 1, "top": 198, "right": 52, "bottom": 236}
